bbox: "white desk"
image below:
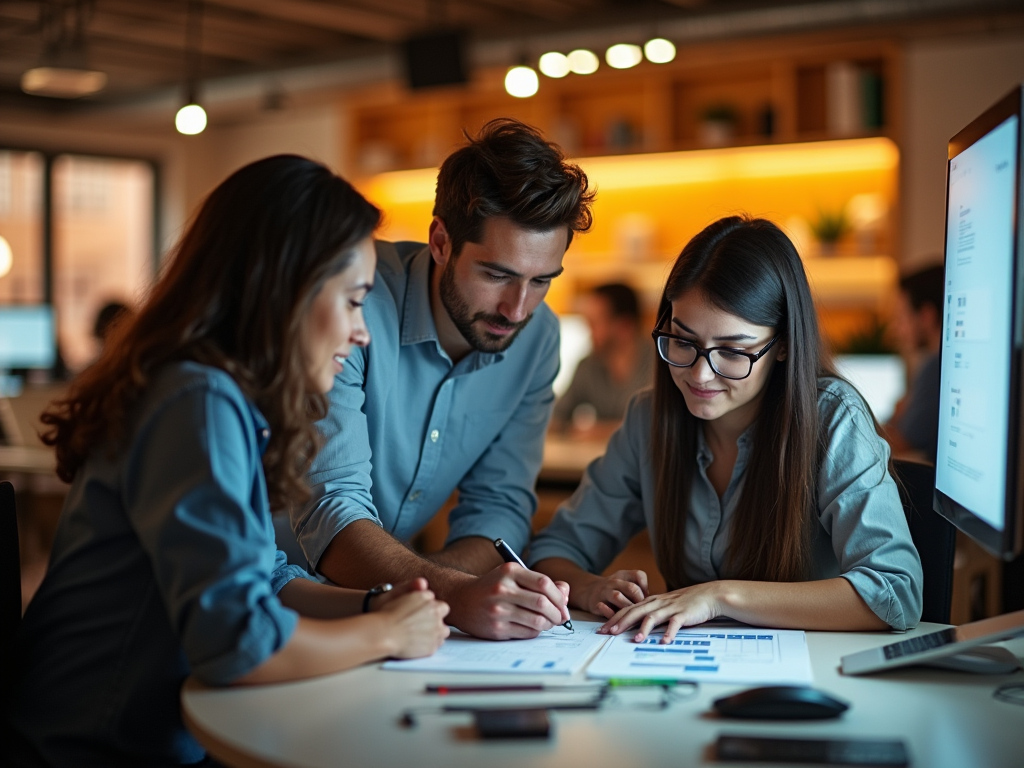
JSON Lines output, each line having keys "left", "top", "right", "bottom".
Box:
{"left": 182, "top": 619, "right": 1024, "bottom": 768}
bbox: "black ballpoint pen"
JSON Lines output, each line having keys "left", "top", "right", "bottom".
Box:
{"left": 493, "top": 538, "right": 574, "bottom": 631}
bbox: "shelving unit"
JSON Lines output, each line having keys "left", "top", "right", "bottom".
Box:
{"left": 343, "top": 29, "right": 905, "bottom": 349}
{"left": 343, "top": 33, "right": 901, "bottom": 174}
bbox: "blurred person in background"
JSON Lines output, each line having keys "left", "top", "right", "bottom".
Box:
{"left": 553, "top": 282, "right": 653, "bottom": 434}
{"left": 886, "top": 264, "right": 945, "bottom": 462}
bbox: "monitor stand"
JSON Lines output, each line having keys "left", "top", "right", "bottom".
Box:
{"left": 921, "top": 644, "right": 1021, "bottom": 674}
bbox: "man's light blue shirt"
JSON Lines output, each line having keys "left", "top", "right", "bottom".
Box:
{"left": 292, "top": 241, "right": 561, "bottom": 568}
{"left": 529, "top": 378, "right": 924, "bottom": 631}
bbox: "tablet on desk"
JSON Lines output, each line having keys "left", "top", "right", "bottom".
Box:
{"left": 841, "top": 609, "right": 1024, "bottom": 675}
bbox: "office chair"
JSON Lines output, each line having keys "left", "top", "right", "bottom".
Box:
{"left": 892, "top": 459, "right": 956, "bottom": 624}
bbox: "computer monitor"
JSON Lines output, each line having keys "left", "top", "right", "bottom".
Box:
{"left": 0, "top": 304, "right": 57, "bottom": 371}
{"left": 553, "top": 314, "right": 592, "bottom": 398}
{"left": 934, "top": 85, "right": 1024, "bottom": 561}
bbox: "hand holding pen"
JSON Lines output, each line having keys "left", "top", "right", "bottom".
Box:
{"left": 494, "top": 538, "right": 573, "bottom": 632}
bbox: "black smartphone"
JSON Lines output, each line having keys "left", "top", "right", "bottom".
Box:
{"left": 473, "top": 708, "right": 551, "bottom": 740}
{"left": 715, "top": 735, "right": 909, "bottom": 766}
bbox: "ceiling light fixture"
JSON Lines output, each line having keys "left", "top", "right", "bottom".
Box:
{"left": 566, "top": 49, "right": 599, "bottom": 75}
{"left": 538, "top": 52, "right": 570, "bottom": 79}
{"left": 175, "top": 0, "right": 207, "bottom": 135}
{"left": 505, "top": 64, "right": 539, "bottom": 98}
{"left": 21, "top": 0, "right": 106, "bottom": 98}
{"left": 606, "top": 43, "right": 643, "bottom": 70}
{"left": 644, "top": 38, "right": 676, "bottom": 64}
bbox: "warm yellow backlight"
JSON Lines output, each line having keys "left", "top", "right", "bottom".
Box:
{"left": 505, "top": 66, "right": 539, "bottom": 98}
{"left": 175, "top": 103, "right": 207, "bottom": 135}
{"left": 362, "top": 137, "right": 900, "bottom": 202}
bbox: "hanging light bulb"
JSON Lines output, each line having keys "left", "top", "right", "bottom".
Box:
{"left": 566, "top": 49, "right": 599, "bottom": 75}
{"left": 538, "top": 52, "right": 570, "bottom": 78}
{"left": 0, "top": 235, "right": 13, "bottom": 278}
{"left": 175, "top": 1, "right": 206, "bottom": 134}
{"left": 175, "top": 103, "right": 207, "bottom": 135}
{"left": 644, "top": 38, "right": 676, "bottom": 64}
{"left": 606, "top": 43, "right": 643, "bottom": 70}
{"left": 505, "top": 65, "right": 539, "bottom": 98}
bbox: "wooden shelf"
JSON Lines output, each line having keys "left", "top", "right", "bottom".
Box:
{"left": 343, "top": 33, "right": 901, "bottom": 175}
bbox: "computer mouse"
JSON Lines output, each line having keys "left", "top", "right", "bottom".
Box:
{"left": 712, "top": 685, "right": 849, "bottom": 720}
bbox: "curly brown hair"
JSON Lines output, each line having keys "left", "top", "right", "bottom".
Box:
{"left": 41, "top": 155, "right": 380, "bottom": 512}
{"left": 433, "top": 117, "right": 595, "bottom": 255}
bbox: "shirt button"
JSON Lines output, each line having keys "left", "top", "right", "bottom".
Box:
{"left": 261, "top": 429, "right": 269, "bottom": 439}
{"left": 409, "top": 490, "right": 422, "bottom": 501}
{"left": 429, "top": 429, "right": 440, "bottom": 443}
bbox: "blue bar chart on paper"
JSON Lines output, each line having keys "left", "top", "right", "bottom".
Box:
{"left": 382, "top": 621, "right": 609, "bottom": 675}
{"left": 585, "top": 627, "right": 814, "bottom": 685}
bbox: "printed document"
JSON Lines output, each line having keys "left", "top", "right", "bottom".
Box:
{"left": 383, "top": 620, "right": 609, "bottom": 675}
{"left": 585, "top": 627, "right": 813, "bottom": 685}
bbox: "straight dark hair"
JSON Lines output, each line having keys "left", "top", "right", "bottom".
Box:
{"left": 652, "top": 216, "right": 839, "bottom": 588}
{"left": 42, "top": 155, "right": 380, "bottom": 511}
{"left": 433, "top": 117, "right": 595, "bottom": 255}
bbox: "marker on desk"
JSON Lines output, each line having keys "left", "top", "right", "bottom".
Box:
{"left": 493, "top": 538, "right": 573, "bottom": 632}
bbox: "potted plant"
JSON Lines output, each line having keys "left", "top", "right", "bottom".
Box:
{"left": 810, "top": 207, "right": 850, "bottom": 256}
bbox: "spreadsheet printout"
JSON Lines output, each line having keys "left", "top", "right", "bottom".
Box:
{"left": 382, "top": 621, "right": 609, "bottom": 674}
{"left": 585, "top": 627, "right": 814, "bottom": 685}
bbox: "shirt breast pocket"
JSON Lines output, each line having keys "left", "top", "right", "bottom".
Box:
{"left": 457, "top": 408, "right": 515, "bottom": 461}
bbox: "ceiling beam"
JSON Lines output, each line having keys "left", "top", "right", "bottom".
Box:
{"left": 208, "top": 0, "right": 410, "bottom": 42}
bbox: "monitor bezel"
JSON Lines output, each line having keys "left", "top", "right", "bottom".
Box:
{"left": 934, "top": 85, "right": 1024, "bottom": 561}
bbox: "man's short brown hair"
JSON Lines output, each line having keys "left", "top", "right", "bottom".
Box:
{"left": 433, "top": 117, "right": 595, "bottom": 255}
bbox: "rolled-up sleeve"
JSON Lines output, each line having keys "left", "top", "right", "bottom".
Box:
{"left": 446, "top": 317, "right": 561, "bottom": 553}
{"left": 125, "top": 385, "right": 309, "bottom": 686}
{"left": 817, "top": 387, "right": 924, "bottom": 630}
{"left": 528, "top": 393, "right": 650, "bottom": 572}
{"left": 293, "top": 343, "right": 382, "bottom": 569}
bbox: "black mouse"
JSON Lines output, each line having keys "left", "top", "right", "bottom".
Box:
{"left": 712, "top": 685, "right": 849, "bottom": 720}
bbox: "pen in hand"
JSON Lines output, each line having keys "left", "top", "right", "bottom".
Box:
{"left": 493, "top": 538, "right": 573, "bottom": 632}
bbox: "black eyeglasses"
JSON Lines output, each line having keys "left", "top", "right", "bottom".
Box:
{"left": 651, "top": 327, "right": 780, "bottom": 380}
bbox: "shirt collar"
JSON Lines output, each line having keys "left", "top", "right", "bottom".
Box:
{"left": 399, "top": 246, "right": 440, "bottom": 347}
{"left": 695, "top": 420, "right": 756, "bottom": 469}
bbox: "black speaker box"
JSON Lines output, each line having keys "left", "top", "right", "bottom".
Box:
{"left": 402, "top": 29, "right": 468, "bottom": 90}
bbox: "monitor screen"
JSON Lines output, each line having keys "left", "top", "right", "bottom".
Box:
{"left": 833, "top": 354, "right": 905, "bottom": 424}
{"left": 0, "top": 305, "right": 56, "bottom": 370}
{"left": 934, "top": 86, "right": 1024, "bottom": 560}
{"left": 554, "top": 314, "right": 593, "bottom": 398}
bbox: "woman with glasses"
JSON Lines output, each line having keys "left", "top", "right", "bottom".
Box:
{"left": 7, "top": 156, "right": 450, "bottom": 767}
{"left": 530, "top": 216, "right": 922, "bottom": 642}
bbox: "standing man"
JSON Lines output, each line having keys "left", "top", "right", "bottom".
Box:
{"left": 289, "top": 118, "right": 596, "bottom": 639}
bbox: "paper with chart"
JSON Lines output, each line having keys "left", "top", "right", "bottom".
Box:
{"left": 382, "top": 621, "right": 609, "bottom": 674}
{"left": 585, "top": 626, "right": 813, "bottom": 685}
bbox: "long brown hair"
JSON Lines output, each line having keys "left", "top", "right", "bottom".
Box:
{"left": 41, "top": 155, "right": 380, "bottom": 511}
{"left": 652, "top": 216, "right": 838, "bottom": 588}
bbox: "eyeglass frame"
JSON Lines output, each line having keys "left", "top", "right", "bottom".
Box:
{"left": 650, "top": 326, "right": 781, "bottom": 381}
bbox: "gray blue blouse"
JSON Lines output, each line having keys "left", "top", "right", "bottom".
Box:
{"left": 528, "top": 378, "right": 924, "bottom": 631}
{"left": 9, "top": 362, "right": 312, "bottom": 767}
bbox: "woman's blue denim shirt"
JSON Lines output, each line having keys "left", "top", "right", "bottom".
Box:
{"left": 9, "top": 362, "right": 312, "bottom": 767}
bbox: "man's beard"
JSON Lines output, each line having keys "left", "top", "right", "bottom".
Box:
{"left": 439, "top": 259, "right": 532, "bottom": 354}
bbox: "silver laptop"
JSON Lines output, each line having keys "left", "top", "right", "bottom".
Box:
{"left": 841, "top": 609, "right": 1024, "bottom": 675}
